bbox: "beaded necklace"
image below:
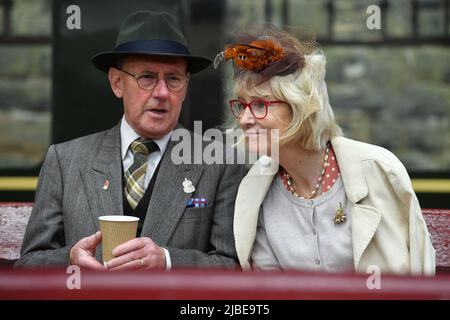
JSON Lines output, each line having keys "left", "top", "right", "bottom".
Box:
{"left": 282, "top": 142, "right": 330, "bottom": 199}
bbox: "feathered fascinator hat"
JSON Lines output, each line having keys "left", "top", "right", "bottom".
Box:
{"left": 214, "top": 23, "right": 318, "bottom": 86}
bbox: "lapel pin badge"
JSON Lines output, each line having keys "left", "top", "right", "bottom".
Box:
{"left": 103, "top": 180, "right": 109, "bottom": 190}
{"left": 182, "top": 178, "right": 195, "bottom": 193}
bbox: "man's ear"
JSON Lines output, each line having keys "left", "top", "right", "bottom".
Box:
{"left": 108, "top": 67, "right": 124, "bottom": 98}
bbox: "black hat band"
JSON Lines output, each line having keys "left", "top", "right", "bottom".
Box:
{"left": 116, "top": 40, "right": 191, "bottom": 55}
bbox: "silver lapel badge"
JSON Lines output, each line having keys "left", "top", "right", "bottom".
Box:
{"left": 182, "top": 178, "right": 195, "bottom": 193}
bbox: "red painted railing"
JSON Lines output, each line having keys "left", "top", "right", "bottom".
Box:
{"left": 0, "top": 268, "right": 449, "bottom": 300}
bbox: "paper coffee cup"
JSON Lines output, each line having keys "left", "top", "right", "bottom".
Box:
{"left": 99, "top": 215, "right": 139, "bottom": 264}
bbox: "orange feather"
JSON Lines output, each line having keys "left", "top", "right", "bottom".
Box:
{"left": 223, "top": 39, "right": 284, "bottom": 72}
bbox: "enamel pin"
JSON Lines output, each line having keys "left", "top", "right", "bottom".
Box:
{"left": 103, "top": 180, "right": 109, "bottom": 190}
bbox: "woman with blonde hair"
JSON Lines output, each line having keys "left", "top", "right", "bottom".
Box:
{"left": 215, "top": 25, "right": 435, "bottom": 275}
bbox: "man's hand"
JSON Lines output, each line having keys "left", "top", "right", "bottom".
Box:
{"left": 69, "top": 231, "right": 106, "bottom": 270}
{"left": 104, "top": 237, "right": 166, "bottom": 271}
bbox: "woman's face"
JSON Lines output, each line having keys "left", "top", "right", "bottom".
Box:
{"left": 236, "top": 90, "right": 293, "bottom": 156}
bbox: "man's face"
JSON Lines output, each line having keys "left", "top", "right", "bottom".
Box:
{"left": 109, "top": 56, "right": 189, "bottom": 139}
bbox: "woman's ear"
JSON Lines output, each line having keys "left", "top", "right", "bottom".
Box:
{"left": 108, "top": 68, "right": 124, "bottom": 98}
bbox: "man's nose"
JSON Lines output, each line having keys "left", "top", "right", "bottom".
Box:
{"left": 152, "top": 78, "right": 170, "bottom": 98}
{"left": 239, "top": 107, "right": 256, "bottom": 127}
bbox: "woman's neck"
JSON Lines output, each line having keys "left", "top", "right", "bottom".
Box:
{"left": 279, "top": 142, "right": 327, "bottom": 198}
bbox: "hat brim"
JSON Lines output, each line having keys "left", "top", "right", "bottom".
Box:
{"left": 91, "top": 51, "right": 212, "bottom": 74}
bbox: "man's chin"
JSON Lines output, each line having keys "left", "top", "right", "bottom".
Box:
{"left": 137, "top": 124, "right": 175, "bottom": 140}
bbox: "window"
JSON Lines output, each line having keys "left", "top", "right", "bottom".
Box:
{"left": 0, "top": 0, "right": 51, "bottom": 169}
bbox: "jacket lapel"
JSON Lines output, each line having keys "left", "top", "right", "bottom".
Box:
{"left": 234, "top": 156, "right": 278, "bottom": 269}
{"left": 349, "top": 204, "right": 382, "bottom": 269}
{"left": 140, "top": 139, "right": 204, "bottom": 245}
{"left": 80, "top": 124, "right": 123, "bottom": 231}
{"left": 331, "top": 137, "right": 382, "bottom": 270}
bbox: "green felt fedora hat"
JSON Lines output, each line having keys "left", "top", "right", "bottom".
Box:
{"left": 91, "top": 11, "right": 211, "bottom": 74}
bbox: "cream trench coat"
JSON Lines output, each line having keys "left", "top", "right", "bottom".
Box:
{"left": 234, "top": 136, "right": 436, "bottom": 275}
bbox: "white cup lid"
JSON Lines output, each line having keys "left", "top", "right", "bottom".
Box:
{"left": 98, "top": 215, "right": 139, "bottom": 222}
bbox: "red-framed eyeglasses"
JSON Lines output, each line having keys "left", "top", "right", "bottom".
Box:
{"left": 229, "top": 99, "right": 284, "bottom": 119}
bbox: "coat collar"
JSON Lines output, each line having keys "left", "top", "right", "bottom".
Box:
{"left": 241, "top": 137, "right": 370, "bottom": 204}
{"left": 234, "top": 156, "right": 278, "bottom": 269}
{"left": 330, "top": 136, "right": 368, "bottom": 204}
{"left": 80, "top": 124, "right": 123, "bottom": 232}
{"left": 331, "top": 137, "right": 382, "bottom": 269}
{"left": 139, "top": 138, "right": 204, "bottom": 245}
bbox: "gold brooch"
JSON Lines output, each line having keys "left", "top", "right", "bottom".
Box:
{"left": 333, "top": 202, "right": 346, "bottom": 224}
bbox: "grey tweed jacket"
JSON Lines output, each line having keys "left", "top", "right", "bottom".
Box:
{"left": 16, "top": 123, "right": 246, "bottom": 268}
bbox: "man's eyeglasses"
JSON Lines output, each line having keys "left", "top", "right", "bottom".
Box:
{"left": 116, "top": 67, "right": 189, "bottom": 92}
{"left": 229, "top": 99, "right": 285, "bottom": 119}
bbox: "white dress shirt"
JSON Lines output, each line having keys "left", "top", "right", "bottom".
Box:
{"left": 120, "top": 116, "right": 173, "bottom": 270}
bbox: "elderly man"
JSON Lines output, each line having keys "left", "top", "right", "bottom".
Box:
{"left": 16, "top": 11, "right": 245, "bottom": 270}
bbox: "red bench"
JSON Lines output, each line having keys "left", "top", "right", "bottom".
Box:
{"left": 422, "top": 209, "right": 450, "bottom": 274}
{"left": 0, "top": 203, "right": 449, "bottom": 273}
{"left": 0, "top": 202, "right": 33, "bottom": 266}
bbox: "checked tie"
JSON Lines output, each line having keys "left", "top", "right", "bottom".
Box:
{"left": 124, "top": 138, "right": 159, "bottom": 209}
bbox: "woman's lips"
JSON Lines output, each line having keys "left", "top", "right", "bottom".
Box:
{"left": 244, "top": 130, "right": 259, "bottom": 136}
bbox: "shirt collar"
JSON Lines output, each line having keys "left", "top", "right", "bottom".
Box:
{"left": 120, "top": 116, "right": 173, "bottom": 160}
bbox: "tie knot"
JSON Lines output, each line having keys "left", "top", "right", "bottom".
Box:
{"left": 130, "top": 138, "right": 158, "bottom": 156}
